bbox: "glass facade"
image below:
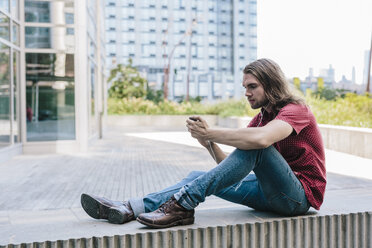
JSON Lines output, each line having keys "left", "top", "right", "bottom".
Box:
{"left": 24, "top": 0, "right": 76, "bottom": 141}
{"left": 13, "top": 50, "right": 19, "bottom": 143}
{"left": 0, "top": 12, "right": 10, "bottom": 41}
{"left": 87, "top": 0, "right": 101, "bottom": 136}
{"left": 1, "top": 0, "right": 106, "bottom": 158}
{"left": 25, "top": 53, "right": 75, "bottom": 141}
{"left": 0, "top": 1, "right": 20, "bottom": 148}
{"left": 0, "top": 44, "right": 11, "bottom": 147}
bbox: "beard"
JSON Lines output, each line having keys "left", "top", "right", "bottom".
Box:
{"left": 248, "top": 98, "right": 269, "bottom": 110}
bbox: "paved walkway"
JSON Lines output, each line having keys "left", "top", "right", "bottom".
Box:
{"left": 0, "top": 126, "right": 372, "bottom": 245}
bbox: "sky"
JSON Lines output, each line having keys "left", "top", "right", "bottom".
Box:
{"left": 257, "top": 0, "right": 372, "bottom": 84}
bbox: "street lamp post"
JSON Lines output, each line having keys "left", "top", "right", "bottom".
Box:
{"left": 162, "top": 19, "right": 198, "bottom": 100}
{"left": 185, "top": 18, "right": 197, "bottom": 102}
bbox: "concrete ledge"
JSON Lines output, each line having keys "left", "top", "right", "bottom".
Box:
{"left": 22, "top": 141, "right": 80, "bottom": 155}
{"left": 1, "top": 212, "right": 371, "bottom": 248}
{"left": 0, "top": 144, "right": 22, "bottom": 163}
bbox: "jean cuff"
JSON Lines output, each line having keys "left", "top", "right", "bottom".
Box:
{"left": 174, "top": 190, "right": 195, "bottom": 210}
{"left": 128, "top": 197, "right": 145, "bottom": 217}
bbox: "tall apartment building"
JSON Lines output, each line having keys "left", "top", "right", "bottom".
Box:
{"left": 0, "top": 0, "right": 106, "bottom": 162}
{"left": 105, "top": 0, "right": 257, "bottom": 101}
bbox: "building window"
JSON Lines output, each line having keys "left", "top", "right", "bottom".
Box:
{"left": 25, "top": 1, "right": 50, "bottom": 23}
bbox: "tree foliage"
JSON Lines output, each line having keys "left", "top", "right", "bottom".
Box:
{"left": 108, "top": 59, "right": 147, "bottom": 99}
{"left": 312, "top": 86, "right": 349, "bottom": 100}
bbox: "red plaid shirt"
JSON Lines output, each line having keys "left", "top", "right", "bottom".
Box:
{"left": 248, "top": 103, "right": 326, "bottom": 210}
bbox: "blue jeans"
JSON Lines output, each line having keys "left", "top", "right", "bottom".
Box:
{"left": 129, "top": 146, "right": 310, "bottom": 217}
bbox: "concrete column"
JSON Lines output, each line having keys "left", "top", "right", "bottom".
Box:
{"left": 156, "top": 73, "right": 163, "bottom": 90}
{"left": 195, "top": 74, "right": 199, "bottom": 97}
{"left": 96, "top": 0, "right": 103, "bottom": 139}
{"left": 50, "top": 2, "right": 66, "bottom": 50}
{"left": 74, "top": 0, "right": 89, "bottom": 152}
{"left": 207, "top": 74, "right": 213, "bottom": 101}
{"left": 168, "top": 70, "right": 174, "bottom": 100}
{"left": 19, "top": 0, "right": 27, "bottom": 143}
{"left": 222, "top": 73, "right": 227, "bottom": 100}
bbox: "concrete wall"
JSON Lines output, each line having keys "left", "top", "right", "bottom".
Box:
{"left": 105, "top": 115, "right": 218, "bottom": 128}
{"left": 319, "top": 124, "right": 372, "bottom": 159}
{"left": 105, "top": 115, "right": 372, "bottom": 159}
{"left": 216, "top": 116, "right": 372, "bottom": 160}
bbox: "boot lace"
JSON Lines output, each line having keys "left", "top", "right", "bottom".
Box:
{"left": 158, "top": 198, "right": 176, "bottom": 213}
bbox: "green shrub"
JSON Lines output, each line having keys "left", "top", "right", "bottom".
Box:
{"left": 108, "top": 60, "right": 147, "bottom": 99}
{"left": 306, "top": 93, "right": 372, "bottom": 128}
{"left": 108, "top": 93, "right": 372, "bottom": 128}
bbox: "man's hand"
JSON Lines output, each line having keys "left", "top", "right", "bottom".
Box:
{"left": 186, "top": 116, "right": 209, "bottom": 147}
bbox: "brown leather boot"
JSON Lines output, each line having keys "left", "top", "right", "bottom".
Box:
{"left": 107, "top": 202, "right": 135, "bottom": 224}
{"left": 136, "top": 196, "right": 195, "bottom": 228}
{"left": 81, "top": 193, "right": 129, "bottom": 220}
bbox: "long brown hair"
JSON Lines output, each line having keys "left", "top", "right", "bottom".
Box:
{"left": 243, "top": 58, "right": 304, "bottom": 114}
